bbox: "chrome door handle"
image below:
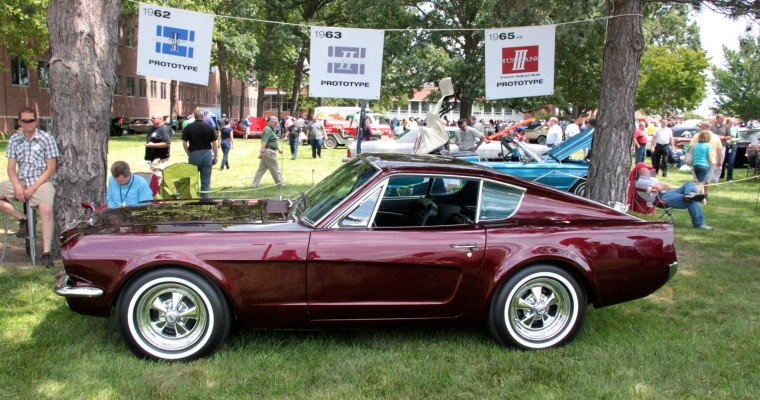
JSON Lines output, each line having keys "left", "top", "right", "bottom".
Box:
{"left": 450, "top": 242, "right": 478, "bottom": 251}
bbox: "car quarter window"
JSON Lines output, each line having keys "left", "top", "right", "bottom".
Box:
{"left": 479, "top": 181, "right": 525, "bottom": 220}
{"left": 339, "top": 188, "right": 382, "bottom": 228}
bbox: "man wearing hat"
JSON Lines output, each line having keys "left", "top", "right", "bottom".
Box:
{"left": 634, "top": 162, "right": 713, "bottom": 230}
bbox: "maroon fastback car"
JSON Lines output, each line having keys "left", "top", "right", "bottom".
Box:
{"left": 55, "top": 153, "right": 677, "bottom": 361}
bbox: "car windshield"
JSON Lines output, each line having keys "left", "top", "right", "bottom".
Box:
{"left": 298, "top": 157, "right": 380, "bottom": 225}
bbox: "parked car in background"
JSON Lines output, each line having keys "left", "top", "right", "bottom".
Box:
{"left": 735, "top": 128, "right": 760, "bottom": 167}
{"left": 110, "top": 117, "right": 127, "bottom": 137}
{"left": 523, "top": 125, "right": 550, "bottom": 144}
{"left": 55, "top": 152, "right": 677, "bottom": 361}
{"left": 127, "top": 118, "right": 153, "bottom": 134}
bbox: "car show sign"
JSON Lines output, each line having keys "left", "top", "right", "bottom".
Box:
{"left": 136, "top": 3, "right": 214, "bottom": 85}
{"left": 309, "top": 27, "right": 384, "bottom": 100}
{"left": 484, "top": 25, "right": 556, "bottom": 100}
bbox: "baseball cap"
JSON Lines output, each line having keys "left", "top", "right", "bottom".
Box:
{"left": 634, "top": 162, "right": 655, "bottom": 171}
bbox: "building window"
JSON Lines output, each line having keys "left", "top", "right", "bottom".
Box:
{"left": 421, "top": 101, "right": 429, "bottom": 113}
{"left": 150, "top": 80, "right": 157, "bottom": 98}
{"left": 160, "top": 82, "right": 167, "bottom": 99}
{"left": 114, "top": 75, "right": 122, "bottom": 96}
{"left": 10, "top": 55, "right": 29, "bottom": 86}
{"left": 127, "top": 76, "right": 135, "bottom": 96}
{"left": 37, "top": 61, "right": 50, "bottom": 89}
{"left": 124, "top": 25, "right": 136, "bottom": 48}
{"left": 410, "top": 101, "right": 419, "bottom": 114}
{"left": 139, "top": 78, "right": 147, "bottom": 98}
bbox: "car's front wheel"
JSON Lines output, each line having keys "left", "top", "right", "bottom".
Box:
{"left": 488, "top": 265, "right": 586, "bottom": 350}
{"left": 116, "top": 268, "right": 231, "bottom": 361}
{"left": 324, "top": 136, "right": 338, "bottom": 149}
{"left": 536, "top": 135, "right": 546, "bottom": 145}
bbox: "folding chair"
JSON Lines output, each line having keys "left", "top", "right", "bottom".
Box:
{"left": 2, "top": 201, "right": 38, "bottom": 265}
{"left": 626, "top": 167, "right": 676, "bottom": 224}
{"left": 159, "top": 163, "right": 200, "bottom": 199}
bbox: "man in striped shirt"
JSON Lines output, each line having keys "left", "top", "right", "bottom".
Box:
{"left": 0, "top": 107, "right": 60, "bottom": 267}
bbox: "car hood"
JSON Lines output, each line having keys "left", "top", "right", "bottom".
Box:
{"left": 63, "top": 198, "right": 293, "bottom": 234}
{"left": 547, "top": 128, "right": 593, "bottom": 161}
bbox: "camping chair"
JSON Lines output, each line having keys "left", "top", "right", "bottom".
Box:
{"left": 1, "top": 201, "right": 38, "bottom": 265}
{"left": 80, "top": 172, "right": 160, "bottom": 214}
{"left": 159, "top": 163, "right": 200, "bottom": 199}
{"left": 626, "top": 166, "right": 676, "bottom": 224}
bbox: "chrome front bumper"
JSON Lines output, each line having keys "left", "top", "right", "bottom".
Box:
{"left": 668, "top": 261, "right": 678, "bottom": 281}
{"left": 54, "top": 271, "right": 104, "bottom": 298}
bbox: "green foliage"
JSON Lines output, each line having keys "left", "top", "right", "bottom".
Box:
{"left": 636, "top": 46, "right": 709, "bottom": 116}
{"left": 0, "top": 0, "right": 48, "bottom": 64}
{"left": 712, "top": 34, "right": 760, "bottom": 120}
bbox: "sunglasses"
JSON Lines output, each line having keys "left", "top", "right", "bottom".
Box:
{"left": 20, "top": 118, "right": 36, "bottom": 123}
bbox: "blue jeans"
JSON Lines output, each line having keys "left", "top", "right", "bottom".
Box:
{"left": 635, "top": 144, "right": 647, "bottom": 163}
{"left": 188, "top": 150, "right": 213, "bottom": 198}
{"left": 693, "top": 164, "right": 709, "bottom": 183}
{"left": 288, "top": 136, "right": 299, "bottom": 158}
{"left": 660, "top": 182, "right": 704, "bottom": 227}
{"left": 311, "top": 138, "right": 323, "bottom": 158}
{"left": 220, "top": 140, "right": 231, "bottom": 169}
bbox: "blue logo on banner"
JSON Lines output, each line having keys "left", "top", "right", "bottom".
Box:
{"left": 155, "top": 26, "right": 195, "bottom": 58}
{"left": 327, "top": 46, "right": 366, "bottom": 75}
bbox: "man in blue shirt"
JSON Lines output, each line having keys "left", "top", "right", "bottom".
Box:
{"left": 106, "top": 161, "right": 154, "bottom": 208}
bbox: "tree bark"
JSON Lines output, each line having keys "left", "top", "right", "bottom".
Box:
{"left": 47, "top": 0, "right": 121, "bottom": 254}
{"left": 587, "top": 0, "right": 645, "bottom": 205}
{"left": 291, "top": 49, "right": 307, "bottom": 116}
{"left": 239, "top": 80, "right": 247, "bottom": 121}
{"left": 170, "top": 80, "right": 179, "bottom": 120}
{"left": 218, "top": 42, "right": 230, "bottom": 117}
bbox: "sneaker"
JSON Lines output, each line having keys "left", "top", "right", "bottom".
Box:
{"left": 41, "top": 252, "right": 54, "bottom": 268}
{"left": 16, "top": 218, "right": 28, "bottom": 238}
{"left": 684, "top": 193, "right": 706, "bottom": 202}
{"left": 695, "top": 225, "right": 715, "bottom": 230}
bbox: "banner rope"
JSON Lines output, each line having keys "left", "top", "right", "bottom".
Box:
{"left": 133, "top": 1, "right": 641, "bottom": 31}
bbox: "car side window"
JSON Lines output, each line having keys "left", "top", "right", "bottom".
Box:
{"left": 479, "top": 181, "right": 525, "bottom": 220}
{"left": 339, "top": 189, "right": 382, "bottom": 228}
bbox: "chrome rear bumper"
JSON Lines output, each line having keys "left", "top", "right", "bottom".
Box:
{"left": 668, "top": 261, "right": 678, "bottom": 281}
{"left": 54, "top": 271, "right": 104, "bottom": 298}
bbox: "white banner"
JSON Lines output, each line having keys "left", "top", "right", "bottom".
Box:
{"left": 136, "top": 3, "right": 214, "bottom": 85}
{"left": 485, "top": 25, "right": 556, "bottom": 99}
{"left": 309, "top": 27, "right": 384, "bottom": 100}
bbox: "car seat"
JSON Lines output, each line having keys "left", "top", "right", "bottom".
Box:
{"left": 409, "top": 198, "right": 438, "bottom": 226}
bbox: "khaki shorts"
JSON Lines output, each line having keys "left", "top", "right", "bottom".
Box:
{"left": 0, "top": 180, "right": 55, "bottom": 207}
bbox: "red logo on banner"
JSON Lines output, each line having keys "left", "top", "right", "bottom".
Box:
{"left": 501, "top": 46, "right": 540, "bottom": 74}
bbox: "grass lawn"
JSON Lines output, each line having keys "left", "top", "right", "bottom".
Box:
{"left": 1, "top": 134, "right": 760, "bottom": 398}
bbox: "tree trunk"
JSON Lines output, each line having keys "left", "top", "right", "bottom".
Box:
{"left": 291, "top": 49, "right": 307, "bottom": 115}
{"left": 239, "top": 80, "right": 247, "bottom": 121}
{"left": 170, "top": 80, "right": 179, "bottom": 120}
{"left": 218, "top": 42, "right": 230, "bottom": 118}
{"left": 47, "top": 0, "right": 121, "bottom": 254}
{"left": 587, "top": 0, "right": 645, "bottom": 205}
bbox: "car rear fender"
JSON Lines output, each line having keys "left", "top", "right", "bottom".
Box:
{"left": 482, "top": 244, "right": 596, "bottom": 308}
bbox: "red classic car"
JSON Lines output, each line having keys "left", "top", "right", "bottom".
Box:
{"left": 55, "top": 153, "right": 677, "bottom": 361}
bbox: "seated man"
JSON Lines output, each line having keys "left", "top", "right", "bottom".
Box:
{"left": 634, "top": 162, "right": 713, "bottom": 230}
{"left": 106, "top": 161, "right": 154, "bottom": 208}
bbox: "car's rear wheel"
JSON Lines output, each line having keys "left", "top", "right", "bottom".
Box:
{"left": 488, "top": 265, "right": 586, "bottom": 350}
{"left": 116, "top": 268, "right": 230, "bottom": 361}
{"left": 570, "top": 180, "right": 587, "bottom": 196}
{"left": 536, "top": 135, "right": 546, "bottom": 145}
{"left": 324, "top": 136, "right": 338, "bottom": 149}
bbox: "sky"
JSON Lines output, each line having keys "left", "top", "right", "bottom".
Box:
{"left": 692, "top": 7, "right": 758, "bottom": 116}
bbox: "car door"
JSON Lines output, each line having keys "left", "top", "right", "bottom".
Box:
{"left": 306, "top": 176, "right": 486, "bottom": 321}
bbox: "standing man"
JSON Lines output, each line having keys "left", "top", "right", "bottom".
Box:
{"left": 251, "top": 117, "right": 284, "bottom": 188}
{"left": 633, "top": 121, "right": 649, "bottom": 164}
{"left": 469, "top": 116, "right": 484, "bottom": 134}
{"left": 106, "top": 161, "right": 154, "bottom": 208}
{"left": 456, "top": 118, "right": 489, "bottom": 152}
{"left": 545, "top": 117, "right": 563, "bottom": 148}
{"left": 0, "top": 107, "right": 59, "bottom": 267}
{"left": 182, "top": 109, "right": 218, "bottom": 198}
{"left": 710, "top": 114, "right": 730, "bottom": 182}
{"left": 308, "top": 116, "right": 325, "bottom": 159}
{"left": 203, "top": 110, "right": 217, "bottom": 130}
{"left": 145, "top": 113, "right": 171, "bottom": 173}
{"left": 565, "top": 120, "right": 581, "bottom": 140}
{"left": 652, "top": 120, "right": 674, "bottom": 177}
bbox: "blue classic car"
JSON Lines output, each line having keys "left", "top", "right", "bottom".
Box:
{"left": 477, "top": 129, "right": 592, "bottom": 196}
